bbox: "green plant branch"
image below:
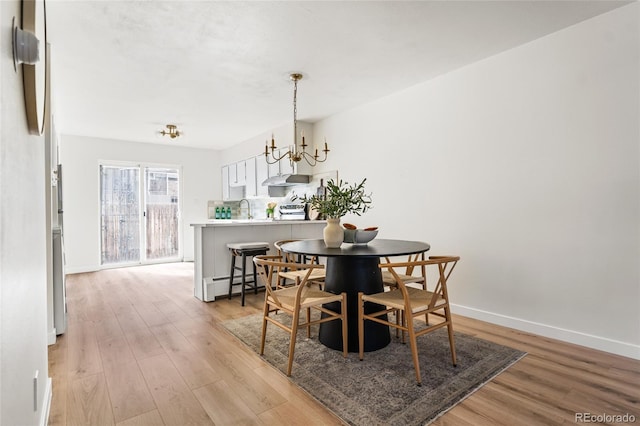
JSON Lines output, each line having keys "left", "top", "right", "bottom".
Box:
{"left": 295, "top": 178, "right": 372, "bottom": 218}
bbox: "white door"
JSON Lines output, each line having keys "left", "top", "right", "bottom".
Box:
{"left": 100, "top": 164, "right": 182, "bottom": 266}
{"left": 144, "top": 167, "right": 181, "bottom": 261}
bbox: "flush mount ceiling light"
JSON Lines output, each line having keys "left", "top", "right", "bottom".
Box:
{"left": 160, "top": 124, "right": 181, "bottom": 139}
{"left": 264, "top": 73, "right": 329, "bottom": 167}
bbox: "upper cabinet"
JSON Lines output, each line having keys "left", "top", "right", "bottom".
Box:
{"left": 222, "top": 164, "right": 244, "bottom": 201}
{"left": 245, "top": 157, "right": 257, "bottom": 197}
{"left": 221, "top": 166, "right": 230, "bottom": 200}
{"left": 221, "top": 122, "right": 319, "bottom": 199}
{"left": 228, "top": 160, "right": 246, "bottom": 187}
{"left": 267, "top": 154, "right": 280, "bottom": 178}
{"left": 255, "top": 155, "right": 269, "bottom": 197}
{"left": 278, "top": 148, "right": 295, "bottom": 176}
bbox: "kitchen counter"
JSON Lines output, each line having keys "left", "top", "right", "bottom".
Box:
{"left": 192, "top": 219, "right": 322, "bottom": 226}
{"left": 191, "top": 220, "right": 325, "bottom": 301}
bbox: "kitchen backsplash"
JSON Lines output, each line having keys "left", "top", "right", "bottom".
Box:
{"left": 209, "top": 170, "right": 337, "bottom": 220}
{"left": 208, "top": 185, "right": 314, "bottom": 220}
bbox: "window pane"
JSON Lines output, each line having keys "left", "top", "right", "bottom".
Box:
{"left": 145, "top": 167, "right": 180, "bottom": 260}
{"left": 100, "top": 166, "right": 140, "bottom": 264}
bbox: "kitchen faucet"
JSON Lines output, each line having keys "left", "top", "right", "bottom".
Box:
{"left": 239, "top": 198, "right": 252, "bottom": 219}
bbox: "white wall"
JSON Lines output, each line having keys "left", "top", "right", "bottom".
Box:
{"left": 60, "top": 135, "right": 220, "bottom": 272}
{"left": 0, "top": 1, "right": 51, "bottom": 424}
{"left": 57, "top": 4, "right": 638, "bottom": 360}
{"left": 219, "top": 121, "right": 313, "bottom": 166}
{"left": 311, "top": 4, "right": 639, "bottom": 358}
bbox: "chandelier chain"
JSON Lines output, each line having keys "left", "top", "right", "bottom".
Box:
{"left": 293, "top": 76, "right": 298, "bottom": 140}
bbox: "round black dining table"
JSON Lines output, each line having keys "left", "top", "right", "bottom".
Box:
{"left": 280, "top": 238, "right": 431, "bottom": 352}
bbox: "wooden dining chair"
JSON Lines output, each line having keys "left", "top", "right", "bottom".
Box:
{"left": 357, "top": 255, "right": 460, "bottom": 386}
{"left": 382, "top": 252, "right": 428, "bottom": 333}
{"left": 273, "top": 239, "right": 325, "bottom": 289}
{"left": 381, "top": 252, "right": 426, "bottom": 289}
{"left": 253, "top": 255, "right": 348, "bottom": 376}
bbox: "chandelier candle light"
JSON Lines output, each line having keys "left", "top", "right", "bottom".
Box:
{"left": 264, "top": 73, "right": 329, "bottom": 167}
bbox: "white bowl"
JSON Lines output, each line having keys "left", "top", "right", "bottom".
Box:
{"left": 353, "top": 229, "right": 378, "bottom": 244}
{"left": 343, "top": 228, "right": 357, "bottom": 243}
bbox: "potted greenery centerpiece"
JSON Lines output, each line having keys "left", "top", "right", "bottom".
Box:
{"left": 296, "top": 178, "right": 372, "bottom": 247}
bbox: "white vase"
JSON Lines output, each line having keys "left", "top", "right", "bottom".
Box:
{"left": 323, "top": 218, "right": 344, "bottom": 248}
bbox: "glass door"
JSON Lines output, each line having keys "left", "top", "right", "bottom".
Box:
{"left": 144, "top": 167, "right": 180, "bottom": 261}
{"left": 100, "top": 164, "right": 181, "bottom": 266}
{"left": 100, "top": 165, "right": 141, "bottom": 265}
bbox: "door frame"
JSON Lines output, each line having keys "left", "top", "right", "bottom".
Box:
{"left": 98, "top": 160, "right": 184, "bottom": 268}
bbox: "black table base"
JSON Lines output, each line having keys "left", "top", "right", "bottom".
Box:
{"left": 319, "top": 256, "right": 390, "bottom": 352}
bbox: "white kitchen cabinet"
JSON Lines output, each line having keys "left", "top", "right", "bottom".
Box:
{"left": 279, "top": 148, "right": 295, "bottom": 175}
{"left": 222, "top": 165, "right": 244, "bottom": 200}
{"left": 236, "top": 160, "right": 246, "bottom": 186}
{"left": 228, "top": 160, "right": 246, "bottom": 187}
{"left": 229, "top": 163, "right": 237, "bottom": 184}
{"left": 268, "top": 154, "right": 280, "bottom": 178}
{"left": 255, "top": 155, "right": 269, "bottom": 197}
{"left": 221, "top": 165, "right": 230, "bottom": 200}
{"left": 245, "top": 157, "right": 257, "bottom": 197}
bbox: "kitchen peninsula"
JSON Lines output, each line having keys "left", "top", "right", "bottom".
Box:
{"left": 191, "top": 219, "right": 325, "bottom": 301}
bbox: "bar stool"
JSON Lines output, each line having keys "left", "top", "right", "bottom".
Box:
{"left": 227, "top": 242, "right": 270, "bottom": 306}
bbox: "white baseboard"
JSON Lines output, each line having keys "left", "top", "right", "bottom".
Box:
{"left": 47, "top": 329, "right": 57, "bottom": 346}
{"left": 451, "top": 304, "right": 640, "bottom": 360}
{"left": 64, "top": 265, "right": 99, "bottom": 274}
{"left": 40, "top": 377, "right": 52, "bottom": 426}
{"left": 66, "top": 259, "right": 193, "bottom": 275}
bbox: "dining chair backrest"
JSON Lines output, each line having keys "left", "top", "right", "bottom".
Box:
{"left": 274, "top": 240, "right": 299, "bottom": 262}
{"left": 381, "top": 255, "right": 460, "bottom": 309}
{"left": 274, "top": 239, "right": 319, "bottom": 265}
{"left": 384, "top": 252, "right": 426, "bottom": 276}
{"left": 253, "top": 255, "right": 324, "bottom": 306}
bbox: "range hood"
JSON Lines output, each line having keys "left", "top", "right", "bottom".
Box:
{"left": 262, "top": 174, "right": 310, "bottom": 187}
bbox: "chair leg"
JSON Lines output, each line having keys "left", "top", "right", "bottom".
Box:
{"left": 399, "top": 311, "right": 407, "bottom": 344}
{"left": 358, "top": 292, "right": 364, "bottom": 360}
{"left": 402, "top": 311, "right": 407, "bottom": 344}
{"left": 306, "top": 307, "right": 311, "bottom": 338}
{"left": 406, "top": 314, "right": 422, "bottom": 386}
{"left": 260, "top": 300, "right": 270, "bottom": 356}
{"left": 241, "top": 253, "right": 247, "bottom": 306}
{"left": 287, "top": 309, "right": 300, "bottom": 376}
{"left": 341, "top": 293, "right": 348, "bottom": 358}
{"left": 228, "top": 253, "right": 236, "bottom": 300}
{"left": 445, "top": 307, "right": 457, "bottom": 367}
{"left": 422, "top": 282, "right": 429, "bottom": 325}
{"left": 253, "top": 258, "right": 259, "bottom": 294}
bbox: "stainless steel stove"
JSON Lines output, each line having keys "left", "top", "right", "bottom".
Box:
{"left": 278, "top": 203, "right": 306, "bottom": 220}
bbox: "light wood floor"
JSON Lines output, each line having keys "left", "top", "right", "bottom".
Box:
{"left": 48, "top": 262, "right": 639, "bottom": 426}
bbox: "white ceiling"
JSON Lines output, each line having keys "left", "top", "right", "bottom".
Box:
{"left": 46, "top": 0, "right": 629, "bottom": 150}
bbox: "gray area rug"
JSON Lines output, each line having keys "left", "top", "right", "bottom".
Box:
{"left": 223, "top": 313, "right": 526, "bottom": 426}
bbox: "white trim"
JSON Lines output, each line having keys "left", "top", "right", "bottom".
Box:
{"left": 64, "top": 265, "right": 100, "bottom": 274}
{"left": 97, "top": 161, "right": 183, "bottom": 267}
{"left": 65, "top": 259, "right": 188, "bottom": 275}
{"left": 47, "top": 329, "right": 57, "bottom": 346}
{"left": 451, "top": 304, "right": 640, "bottom": 360}
{"left": 40, "top": 377, "right": 52, "bottom": 426}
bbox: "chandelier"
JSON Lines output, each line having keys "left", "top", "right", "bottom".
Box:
{"left": 264, "top": 73, "right": 329, "bottom": 167}
{"left": 160, "top": 124, "right": 181, "bottom": 139}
